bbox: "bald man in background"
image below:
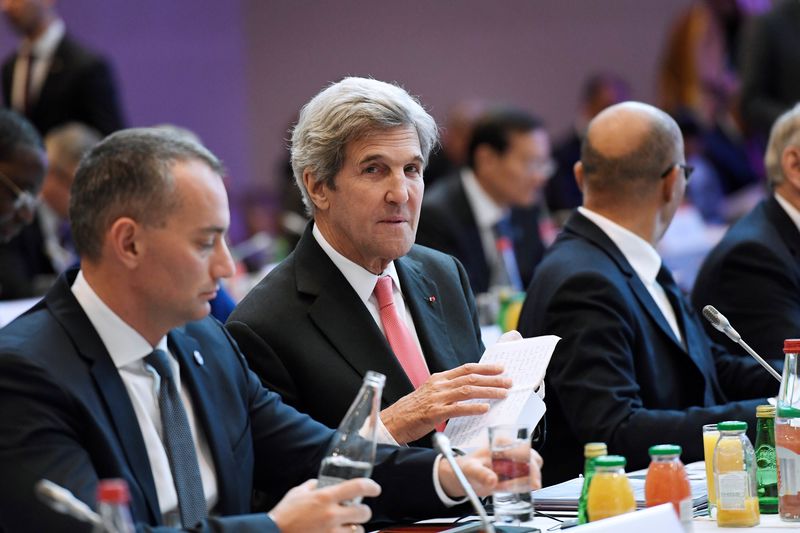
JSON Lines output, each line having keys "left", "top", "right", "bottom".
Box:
{"left": 518, "top": 102, "right": 778, "bottom": 484}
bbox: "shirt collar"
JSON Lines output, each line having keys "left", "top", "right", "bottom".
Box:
{"left": 312, "top": 223, "right": 402, "bottom": 304}
{"left": 774, "top": 192, "right": 800, "bottom": 234}
{"left": 71, "top": 270, "right": 168, "bottom": 369}
{"left": 578, "top": 206, "right": 662, "bottom": 285}
{"left": 25, "top": 18, "right": 65, "bottom": 59}
{"left": 461, "top": 168, "right": 508, "bottom": 229}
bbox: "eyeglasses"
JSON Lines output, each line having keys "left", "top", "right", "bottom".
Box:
{"left": 660, "top": 163, "right": 694, "bottom": 182}
{"left": 0, "top": 168, "right": 39, "bottom": 222}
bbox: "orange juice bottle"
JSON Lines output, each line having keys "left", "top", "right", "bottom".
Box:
{"left": 703, "top": 423, "right": 720, "bottom": 515}
{"left": 714, "top": 421, "right": 760, "bottom": 527}
{"left": 645, "top": 444, "right": 692, "bottom": 530}
{"left": 587, "top": 455, "right": 636, "bottom": 522}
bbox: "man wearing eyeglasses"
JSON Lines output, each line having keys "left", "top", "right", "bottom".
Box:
{"left": 0, "top": 109, "right": 44, "bottom": 244}
{"left": 516, "top": 101, "right": 779, "bottom": 485}
{"left": 416, "top": 107, "right": 552, "bottom": 295}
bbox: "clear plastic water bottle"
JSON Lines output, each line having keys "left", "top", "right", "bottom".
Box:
{"left": 96, "top": 479, "right": 135, "bottom": 533}
{"left": 317, "top": 371, "right": 385, "bottom": 502}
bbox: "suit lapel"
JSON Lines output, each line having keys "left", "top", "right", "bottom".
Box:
{"left": 295, "top": 225, "right": 416, "bottom": 407}
{"left": 47, "top": 273, "right": 161, "bottom": 522}
{"left": 396, "top": 253, "right": 461, "bottom": 374}
{"left": 766, "top": 196, "right": 800, "bottom": 265}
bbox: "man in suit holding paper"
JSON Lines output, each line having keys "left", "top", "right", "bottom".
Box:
{"left": 518, "top": 101, "right": 778, "bottom": 485}
{"left": 0, "top": 127, "right": 533, "bottom": 532}
{"left": 227, "top": 77, "right": 526, "bottom": 449}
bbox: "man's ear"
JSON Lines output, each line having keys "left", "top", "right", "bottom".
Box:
{"left": 473, "top": 144, "right": 497, "bottom": 174}
{"left": 107, "top": 217, "right": 142, "bottom": 269}
{"left": 782, "top": 145, "right": 800, "bottom": 189}
{"left": 574, "top": 161, "right": 585, "bottom": 192}
{"left": 303, "top": 169, "right": 330, "bottom": 211}
{"left": 661, "top": 165, "right": 678, "bottom": 203}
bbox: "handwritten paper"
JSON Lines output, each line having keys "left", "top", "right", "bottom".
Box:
{"left": 444, "top": 335, "right": 560, "bottom": 449}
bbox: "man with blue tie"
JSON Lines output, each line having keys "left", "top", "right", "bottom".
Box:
{"left": 0, "top": 128, "right": 531, "bottom": 532}
{"left": 517, "top": 101, "right": 779, "bottom": 485}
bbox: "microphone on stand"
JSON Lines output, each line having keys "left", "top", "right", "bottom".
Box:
{"left": 35, "top": 479, "right": 104, "bottom": 529}
{"left": 702, "top": 305, "right": 782, "bottom": 383}
{"left": 433, "top": 433, "right": 538, "bottom": 533}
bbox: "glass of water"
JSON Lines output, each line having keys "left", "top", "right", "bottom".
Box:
{"left": 489, "top": 425, "right": 533, "bottom": 524}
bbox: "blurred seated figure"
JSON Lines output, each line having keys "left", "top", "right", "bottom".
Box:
{"left": 545, "top": 72, "right": 630, "bottom": 224}
{"left": 518, "top": 101, "right": 778, "bottom": 485}
{"left": 423, "top": 99, "right": 485, "bottom": 186}
{"left": 693, "top": 103, "right": 800, "bottom": 363}
{"left": 0, "top": 109, "right": 46, "bottom": 300}
{"left": 417, "top": 107, "right": 552, "bottom": 296}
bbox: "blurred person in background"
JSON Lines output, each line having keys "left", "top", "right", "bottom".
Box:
{"left": 0, "top": 108, "right": 46, "bottom": 300}
{"left": 423, "top": 99, "right": 485, "bottom": 186}
{"left": 544, "top": 72, "right": 630, "bottom": 225}
{"left": 1, "top": 0, "right": 125, "bottom": 136}
{"left": 416, "top": 107, "right": 552, "bottom": 296}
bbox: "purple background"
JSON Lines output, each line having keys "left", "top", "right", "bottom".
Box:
{"left": 0, "top": 0, "right": 693, "bottom": 240}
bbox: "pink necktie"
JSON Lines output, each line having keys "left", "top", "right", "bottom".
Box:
{"left": 374, "top": 275, "right": 431, "bottom": 389}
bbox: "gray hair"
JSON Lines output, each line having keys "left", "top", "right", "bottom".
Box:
{"left": 45, "top": 122, "right": 101, "bottom": 169}
{"left": 765, "top": 103, "right": 800, "bottom": 187}
{"left": 70, "top": 127, "right": 224, "bottom": 261}
{"left": 290, "top": 77, "right": 438, "bottom": 214}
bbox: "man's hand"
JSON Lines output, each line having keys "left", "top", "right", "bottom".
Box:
{"left": 437, "top": 447, "right": 544, "bottom": 499}
{"left": 268, "top": 478, "right": 381, "bottom": 533}
{"left": 381, "top": 363, "right": 512, "bottom": 444}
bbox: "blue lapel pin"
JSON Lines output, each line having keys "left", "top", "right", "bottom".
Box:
{"left": 193, "top": 350, "right": 204, "bottom": 366}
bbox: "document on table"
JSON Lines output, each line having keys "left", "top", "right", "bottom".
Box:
{"left": 444, "top": 334, "right": 560, "bottom": 449}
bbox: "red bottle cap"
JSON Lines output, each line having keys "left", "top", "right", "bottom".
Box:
{"left": 97, "top": 479, "right": 130, "bottom": 504}
{"left": 784, "top": 339, "right": 800, "bottom": 353}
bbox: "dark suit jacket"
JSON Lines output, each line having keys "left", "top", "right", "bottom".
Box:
{"left": 226, "top": 223, "right": 484, "bottom": 448}
{"left": 416, "top": 172, "right": 545, "bottom": 295}
{"left": 0, "top": 270, "right": 449, "bottom": 532}
{"left": 2, "top": 34, "right": 125, "bottom": 135}
{"left": 692, "top": 196, "right": 800, "bottom": 362}
{"left": 517, "top": 211, "right": 778, "bottom": 485}
{"left": 0, "top": 211, "right": 56, "bottom": 300}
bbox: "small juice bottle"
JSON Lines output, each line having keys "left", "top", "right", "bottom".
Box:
{"left": 645, "top": 444, "right": 693, "bottom": 531}
{"left": 714, "top": 420, "right": 760, "bottom": 527}
{"left": 586, "top": 455, "right": 635, "bottom": 522}
{"left": 703, "top": 423, "right": 720, "bottom": 516}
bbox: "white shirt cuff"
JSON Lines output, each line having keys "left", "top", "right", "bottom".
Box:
{"left": 359, "top": 415, "right": 402, "bottom": 446}
{"left": 433, "top": 454, "right": 468, "bottom": 507}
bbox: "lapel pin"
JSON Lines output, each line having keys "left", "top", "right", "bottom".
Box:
{"left": 193, "top": 350, "right": 205, "bottom": 366}
{"left": 427, "top": 295, "right": 436, "bottom": 304}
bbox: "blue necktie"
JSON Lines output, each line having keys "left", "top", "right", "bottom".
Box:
{"left": 493, "top": 216, "right": 524, "bottom": 291}
{"left": 145, "top": 349, "right": 207, "bottom": 527}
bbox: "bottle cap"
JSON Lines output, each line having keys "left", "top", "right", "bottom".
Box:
{"left": 778, "top": 405, "right": 800, "bottom": 418}
{"left": 364, "top": 371, "right": 386, "bottom": 387}
{"left": 784, "top": 339, "right": 800, "bottom": 353}
{"left": 756, "top": 405, "right": 776, "bottom": 418}
{"left": 718, "top": 420, "right": 747, "bottom": 432}
{"left": 648, "top": 444, "right": 682, "bottom": 456}
{"left": 593, "top": 455, "right": 626, "bottom": 468}
{"left": 97, "top": 479, "right": 130, "bottom": 504}
{"left": 584, "top": 442, "right": 607, "bottom": 458}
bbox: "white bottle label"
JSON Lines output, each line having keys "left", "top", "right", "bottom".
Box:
{"left": 776, "top": 445, "right": 800, "bottom": 496}
{"left": 717, "top": 471, "right": 747, "bottom": 510}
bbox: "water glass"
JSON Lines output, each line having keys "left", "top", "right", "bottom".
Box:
{"left": 489, "top": 425, "right": 533, "bottom": 524}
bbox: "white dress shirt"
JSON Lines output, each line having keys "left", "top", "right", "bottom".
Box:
{"left": 578, "top": 207, "right": 684, "bottom": 345}
{"left": 11, "top": 19, "right": 65, "bottom": 113}
{"left": 71, "top": 271, "right": 218, "bottom": 525}
{"left": 775, "top": 192, "right": 800, "bottom": 233}
{"left": 312, "top": 225, "right": 463, "bottom": 506}
{"left": 460, "top": 168, "right": 510, "bottom": 289}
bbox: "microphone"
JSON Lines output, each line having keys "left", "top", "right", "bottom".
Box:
{"left": 433, "top": 434, "right": 538, "bottom": 533}
{"left": 702, "top": 305, "right": 782, "bottom": 383}
{"left": 35, "top": 479, "right": 104, "bottom": 530}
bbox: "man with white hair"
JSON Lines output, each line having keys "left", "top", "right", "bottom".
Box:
{"left": 693, "top": 103, "right": 800, "bottom": 362}
{"left": 227, "top": 77, "right": 537, "bottom": 452}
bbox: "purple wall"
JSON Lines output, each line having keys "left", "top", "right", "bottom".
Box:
{"left": 1, "top": 0, "right": 694, "bottom": 240}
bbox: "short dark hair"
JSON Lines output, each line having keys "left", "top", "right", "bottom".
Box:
{"left": 580, "top": 114, "right": 679, "bottom": 194}
{"left": 0, "top": 109, "right": 43, "bottom": 160}
{"left": 467, "top": 108, "right": 543, "bottom": 169}
{"left": 70, "top": 128, "right": 224, "bottom": 261}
